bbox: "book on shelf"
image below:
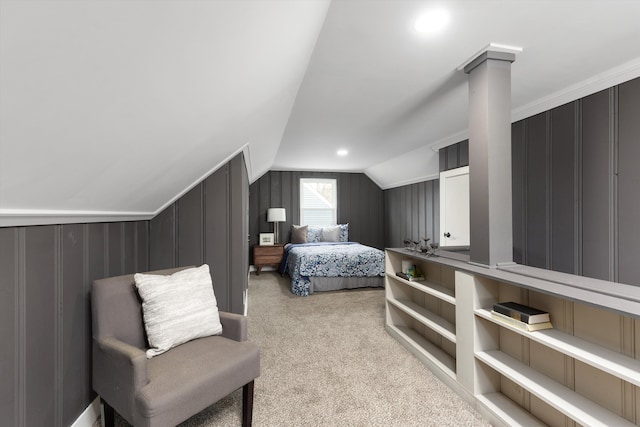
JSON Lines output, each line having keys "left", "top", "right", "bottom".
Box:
{"left": 395, "top": 272, "right": 425, "bottom": 282}
{"left": 490, "top": 310, "right": 553, "bottom": 332}
{"left": 492, "top": 301, "right": 550, "bottom": 324}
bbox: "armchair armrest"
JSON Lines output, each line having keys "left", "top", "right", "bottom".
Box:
{"left": 93, "top": 336, "right": 148, "bottom": 421}
{"left": 219, "top": 311, "right": 248, "bottom": 342}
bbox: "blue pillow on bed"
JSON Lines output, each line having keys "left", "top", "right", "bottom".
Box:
{"left": 339, "top": 223, "right": 349, "bottom": 242}
{"left": 307, "top": 226, "right": 323, "bottom": 243}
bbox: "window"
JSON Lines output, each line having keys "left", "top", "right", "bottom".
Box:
{"left": 299, "top": 178, "right": 337, "bottom": 226}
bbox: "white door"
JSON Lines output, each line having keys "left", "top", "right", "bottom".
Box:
{"left": 439, "top": 166, "right": 470, "bottom": 247}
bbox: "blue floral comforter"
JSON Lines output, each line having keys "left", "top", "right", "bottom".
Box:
{"left": 280, "top": 242, "right": 385, "bottom": 296}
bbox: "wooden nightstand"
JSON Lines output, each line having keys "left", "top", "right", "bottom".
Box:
{"left": 253, "top": 244, "right": 285, "bottom": 275}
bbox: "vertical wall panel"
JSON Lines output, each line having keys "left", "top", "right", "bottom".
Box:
{"left": 382, "top": 180, "right": 439, "bottom": 248}
{"left": 178, "top": 184, "right": 204, "bottom": 267}
{"left": 582, "top": 89, "right": 613, "bottom": 281}
{"left": 550, "top": 102, "right": 577, "bottom": 274}
{"left": 512, "top": 120, "right": 525, "bottom": 264}
{"left": 135, "top": 221, "right": 149, "bottom": 273}
{"left": 229, "top": 154, "right": 249, "bottom": 314}
{"left": 459, "top": 140, "right": 469, "bottom": 167}
{"left": 618, "top": 78, "right": 640, "bottom": 286}
{"left": 0, "top": 228, "right": 17, "bottom": 426}
{"left": 205, "top": 164, "right": 231, "bottom": 311}
{"left": 123, "top": 222, "right": 136, "bottom": 274}
{"left": 150, "top": 205, "right": 176, "bottom": 270}
{"left": 526, "top": 113, "right": 550, "bottom": 268}
{"left": 107, "top": 223, "right": 123, "bottom": 277}
{"left": 25, "top": 226, "right": 57, "bottom": 426}
{"left": 446, "top": 144, "right": 459, "bottom": 170}
{"left": 61, "top": 224, "right": 86, "bottom": 426}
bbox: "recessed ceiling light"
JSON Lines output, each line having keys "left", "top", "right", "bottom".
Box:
{"left": 337, "top": 149, "right": 348, "bottom": 156}
{"left": 414, "top": 9, "right": 450, "bottom": 34}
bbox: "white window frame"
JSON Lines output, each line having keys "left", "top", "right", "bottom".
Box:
{"left": 299, "top": 178, "right": 337, "bottom": 226}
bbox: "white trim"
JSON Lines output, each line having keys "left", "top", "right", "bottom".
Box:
{"left": 0, "top": 210, "right": 153, "bottom": 227}
{"left": 427, "top": 129, "right": 469, "bottom": 153}
{"left": 512, "top": 56, "right": 640, "bottom": 123}
{"left": 378, "top": 173, "right": 440, "bottom": 190}
{"left": 71, "top": 397, "right": 101, "bottom": 427}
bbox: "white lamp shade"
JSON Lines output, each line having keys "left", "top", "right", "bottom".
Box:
{"left": 267, "top": 208, "right": 286, "bottom": 222}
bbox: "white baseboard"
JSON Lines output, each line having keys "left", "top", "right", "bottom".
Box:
{"left": 71, "top": 397, "right": 101, "bottom": 427}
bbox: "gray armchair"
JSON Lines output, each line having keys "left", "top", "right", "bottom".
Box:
{"left": 91, "top": 267, "right": 260, "bottom": 427}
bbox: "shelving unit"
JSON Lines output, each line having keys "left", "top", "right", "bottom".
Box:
{"left": 384, "top": 248, "right": 640, "bottom": 427}
{"left": 385, "top": 249, "right": 457, "bottom": 385}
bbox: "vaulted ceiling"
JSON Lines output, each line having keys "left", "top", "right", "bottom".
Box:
{"left": 2, "top": 0, "right": 640, "bottom": 226}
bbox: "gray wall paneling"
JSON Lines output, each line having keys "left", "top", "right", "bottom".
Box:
{"left": 525, "top": 112, "right": 550, "bottom": 269}
{"left": 383, "top": 180, "right": 439, "bottom": 248}
{"left": 618, "top": 77, "right": 640, "bottom": 286}
{"left": 0, "top": 221, "right": 148, "bottom": 427}
{"left": 581, "top": 89, "right": 615, "bottom": 281}
{"left": 150, "top": 205, "right": 177, "bottom": 270}
{"left": 249, "top": 171, "right": 385, "bottom": 263}
{"left": 512, "top": 121, "right": 526, "bottom": 264}
{"left": 149, "top": 153, "right": 249, "bottom": 314}
{"left": 550, "top": 102, "right": 578, "bottom": 274}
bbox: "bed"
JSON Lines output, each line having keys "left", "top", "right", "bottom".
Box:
{"left": 279, "top": 225, "right": 385, "bottom": 296}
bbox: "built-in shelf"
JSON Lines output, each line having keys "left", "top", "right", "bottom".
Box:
{"left": 385, "top": 249, "right": 458, "bottom": 387}
{"left": 474, "top": 393, "right": 546, "bottom": 427}
{"left": 385, "top": 272, "right": 456, "bottom": 305}
{"left": 386, "top": 324, "right": 456, "bottom": 380}
{"left": 388, "top": 298, "right": 456, "bottom": 343}
{"left": 475, "top": 308, "right": 640, "bottom": 387}
{"left": 475, "top": 350, "right": 637, "bottom": 427}
{"left": 384, "top": 247, "right": 640, "bottom": 427}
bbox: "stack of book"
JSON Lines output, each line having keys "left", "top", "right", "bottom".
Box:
{"left": 491, "top": 301, "right": 553, "bottom": 331}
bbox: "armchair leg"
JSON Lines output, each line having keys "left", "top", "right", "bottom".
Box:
{"left": 101, "top": 398, "right": 115, "bottom": 427}
{"left": 242, "top": 380, "right": 255, "bottom": 427}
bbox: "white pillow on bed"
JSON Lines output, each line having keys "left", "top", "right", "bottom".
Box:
{"left": 320, "top": 225, "right": 341, "bottom": 242}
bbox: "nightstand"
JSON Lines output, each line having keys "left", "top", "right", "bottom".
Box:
{"left": 253, "top": 244, "right": 285, "bottom": 275}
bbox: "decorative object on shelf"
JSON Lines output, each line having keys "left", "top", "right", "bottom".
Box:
{"left": 397, "top": 262, "right": 425, "bottom": 281}
{"left": 492, "top": 301, "right": 550, "bottom": 324}
{"left": 259, "top": 233, "right": 275, "bottom": 246}
{"left": 420, "top": 237, "right": 431, "bottom": 253}
{"left": 267, "top": 208, "right": 286, "bottom": 243}
{"left": 429, "top": 242, "right": 439, "bottom": 256}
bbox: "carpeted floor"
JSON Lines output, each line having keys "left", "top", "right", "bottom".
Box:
{"left": 114, "top": 272, "right": 490, "bottom": 426}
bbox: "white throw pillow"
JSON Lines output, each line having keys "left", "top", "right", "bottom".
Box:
{"left": 134, "top": 264, "right": 222, "bottom": 358}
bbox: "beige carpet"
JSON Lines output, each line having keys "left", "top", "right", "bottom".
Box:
{"left": 115, "top": 272, "right": 490, "bottom": 426}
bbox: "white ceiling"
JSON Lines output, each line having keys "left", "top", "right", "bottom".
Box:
{"left": 2, "top": 0, "right": 640, "bottom": 226}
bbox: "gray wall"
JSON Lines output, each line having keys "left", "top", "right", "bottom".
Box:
{"left": 249, "top": 171, "right": 384, "bottom": 262}
{"left": 513, "top": 76, "right": 640, "bottom": 285}
{"left": 0, "top": 153, "right": 249, "bottom": 427}
{"left": 150, "top": 152, "right": 249, "bottom": 314}
{"left": 384, "top": 140, "right": 468, "bottom": 248}
{"left": 0, "top": 222, "right": 148, "bottom": 427}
